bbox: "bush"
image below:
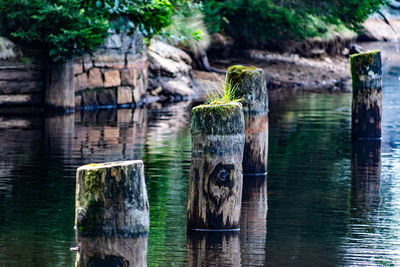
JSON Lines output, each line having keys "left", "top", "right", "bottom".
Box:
{"left": 0, "top": 0, "right": 176, "bottom": 61}
{"left": 202, "top": 0, "right": 386, "bottom": 48}
{"left": 159, "top": 2, "right": 210, "bottom": 56}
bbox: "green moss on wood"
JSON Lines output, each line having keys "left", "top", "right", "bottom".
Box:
{"left": 84, "top": 169, "right": 103, "bottom": 198}
{"left": 76, "top": 168, "right": 105, "bottom": 236}
{"left": 193, "top": 102, "right": 241, "bottom": 118}
{"left": 350, "top": 50, "right": 380, "bottom": 81}
{"left": 226, "top": 65, "right": 258, "bottom": 97}
{"left": 191, "top": 103, "right": 244, "bottom": 136}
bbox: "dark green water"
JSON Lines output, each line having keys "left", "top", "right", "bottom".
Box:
{"left": 1, "top": 43, "right": 400, "bottom": 266}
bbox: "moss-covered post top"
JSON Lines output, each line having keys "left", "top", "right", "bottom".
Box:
{"left": 350, "top": 50, "right": 382, "bottom": 91}
{"left": 75, "top": 159, "right": 149, "bottom": 237}
{"left": 191, "top": 103, "right": 244, "bottom": 136}
{"left": 77, "top": 160, "right": 143, "bottom": 172}
{"left": 226, "top": 65, "right": 268, "bottom": 113}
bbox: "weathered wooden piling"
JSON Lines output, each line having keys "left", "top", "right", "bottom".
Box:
{"left": 187, "top": 103, "right": 245, "bottom": 230}
{"left": 75, "top": 235, "right": 148, "bottom": 267}
{"left": 350, "top": 50, "right": 382, "bottom": 140}
{"left": 227, "top": 65, "right": 269, "bottom": 175}
{"left": 75, "top": 160, "right": 149, "bottom": 237}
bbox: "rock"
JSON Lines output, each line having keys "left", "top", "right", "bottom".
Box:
{"left": 133, "top": 87, "right": 143, "bottom": 104}
{"left": 359, "top": 18, "right": 400, "bottom": 42}
{"left": 75, "top": 95, "right": 82, "bottom": 108}
{"left": 97, "top": 88, "right": 117, "bottom": 106}
{"left": 349, "top": 43, "right": 363, "bottom": 55}
{"left": 120, "top": 68, "right": 137, "bottom": 87}
{"left": 73, "top": 61, "right": 84, "bottom": 75}
{"left": 88, "top": 68, "right": 103, "bottom": 89}
{"left": 0, "top": 37, "right": 21, "bottom": 60}
{"left": 74, "top": 73, "right": 89, "bottom": 92}
{"left": 103, "top": 70, "right": 121, "bottom": 88}
{"left": 154, "top": 76, "right": 193, "bottom": 96}
{"left": 0, "top": 80, "right": 42, "bottom": 94}
{"left": 104, "top": 34, "right": 123, "bottom": 49}
{"left": 148, "top": 41, "right": 195, "bottom": 97}
{"left": 81, "top": 90, "right": 97, "bottom": 107}
{"left": 93, "top": 49, "right": 126, "bottom": 69}
{"left": 117, "top": 86, "right": 133, "bottom": 105}
{"left": 0, "top": 93, "right": 42, "bottom": 106}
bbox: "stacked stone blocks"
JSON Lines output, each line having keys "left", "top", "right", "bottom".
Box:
{"left": 73, "top": 33, "right": 148, "bottom": 109}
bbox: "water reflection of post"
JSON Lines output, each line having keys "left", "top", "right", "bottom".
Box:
{"left": 75, "top": 235, "right": 148, "bottom": 267}
{"left": 351, "top": 140, "right": 381, "bottom": 209}
{"left": 44, "top": 114, "right": 74, "bottom": 159}
{"left": 187, "top": 231, "right": 241, "bottom": 267}
{"left": 240, "top": 175, "right": 268, "bottom": 266}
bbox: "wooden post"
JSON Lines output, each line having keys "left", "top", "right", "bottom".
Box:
{"left": 75, "top": 160, "right": 149, "bottom": 237}
{"left": 226, "top": 65, "right": 269, "bottom": 175}
{"left": 45, "top": 59, "right": 75, "bottom": 112}
{"left": 188, "top": 103, "right": 245, "bottom": 230}
{"left": 75, "top": 235, "right": 148, "bottom": 267}
{"left": 350, "top": 50, "right": 382, "bottom": 140}
{"left": 351, "top": 140, "right": 381, "bottom": 209}
{"left": 187, "top": 231, "right": 241, "bottom": 267}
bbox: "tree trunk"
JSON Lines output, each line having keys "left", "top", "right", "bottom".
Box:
{"left": 227, "top": 65, "right": 269, "bottom": 175}
{"left": 350, "top": 50, "right": 382, "bottom": 140}
{"left": 75, "top": 160, "right": 150, "bottom": 237}
{"left": 188, "top": 103, "right": 245, "bottom": 230}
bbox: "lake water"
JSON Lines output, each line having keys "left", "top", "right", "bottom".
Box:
{"left": 1, "top": 42, "right": 400, "bottom": 266}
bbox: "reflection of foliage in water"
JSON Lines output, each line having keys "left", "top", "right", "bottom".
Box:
{"left": 267, "top": 92, "right": 353, "bottom": 265}
{"left": 144, "top": 127, "right": 191, "bottom": 266}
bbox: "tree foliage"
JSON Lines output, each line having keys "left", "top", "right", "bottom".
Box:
{"left": 202, "top": 0, "right": 386, "bottom": 48}
{"left": 0, "top": 0, "right": 175, "bottom": 60}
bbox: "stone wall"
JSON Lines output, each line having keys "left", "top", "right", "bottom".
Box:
{"left": 0, "top": 37, "right": 43, "bottom": 110}
{"left": 0, "top": 34, "right": 197, "bottom": 112}
{"left": 74, "top": 32, "right": 148, "bottom": 109}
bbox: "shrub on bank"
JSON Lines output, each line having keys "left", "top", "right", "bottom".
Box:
{"left": 0, "top": 0, "right": 175, "bottom": 60}
{"left": 202, "top": 0, "right": 386, "bottom": 48}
